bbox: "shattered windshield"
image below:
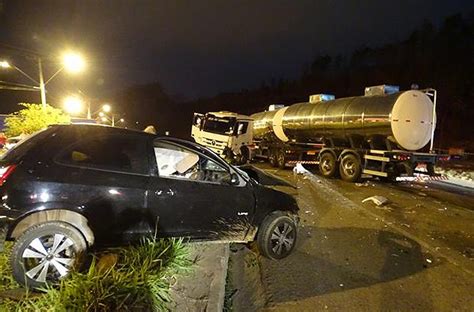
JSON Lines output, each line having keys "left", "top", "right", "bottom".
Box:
{"left": 202, "top": 115, "right": 236, "bottom": 135}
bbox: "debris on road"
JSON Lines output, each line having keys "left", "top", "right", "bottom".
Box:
{"left": 362, "top": 195, "right": 389, "bottom": 206}
{"left": 293, "top": 163, "right": 307, "bottom": 174}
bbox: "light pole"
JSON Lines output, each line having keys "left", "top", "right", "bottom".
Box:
{"left": 38, "top": 58, "right": 46, "bottom": 107}
{"left": 0, "top": 52, "right": 86, "bottom": 108}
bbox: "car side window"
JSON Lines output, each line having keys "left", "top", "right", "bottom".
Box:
{"left": 57, "top": 135, "right": 149, "bottom": 175}
{"left": 154, "top": 141, "right": 231, "bottom": 184}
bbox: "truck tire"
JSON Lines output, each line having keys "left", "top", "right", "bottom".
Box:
{"left": 239, "top": 147, "right": 249, "bottom": 165}
{"left": 269, "top": 149, "right": 278, "bottom": 167}
{"left": 10, "top": 221, "right": 87, "bottom": 289}
{"left": 339, "top": 154, "right": 362, "bottom": 182}
{"left": 426, "top": 163, "right": 435, "bottom": 176}
{"left": 256, "top": 212, "right": 297, "bottom": 260}
{"left": 319, "top": 152, "right": 337, "bottom": 178}
{"left": 277, "top": 149, "right": 286, "bottom": 169}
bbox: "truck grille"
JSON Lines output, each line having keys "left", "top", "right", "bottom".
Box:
{"left": 201, "top": 138, "right": 227, "bottom": 150}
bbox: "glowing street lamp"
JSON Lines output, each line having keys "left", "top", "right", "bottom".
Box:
{"left": 63, "top": 53, "right": 86, "bottom": 73}
{"left": 102, "top": 104, "right": 111, "bottom": 113}
{"left": 63, "top": 96, "right": 84, "bottom": 115}
{"left": 0, "top": 51, "right": 86, "bottom": 108}
{"left": 0, "top": 61, "right": 11, "bottom": 69}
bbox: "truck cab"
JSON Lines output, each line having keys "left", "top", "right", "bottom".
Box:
{"left": 191, "top": 111, "right": 254, "bottom": 164}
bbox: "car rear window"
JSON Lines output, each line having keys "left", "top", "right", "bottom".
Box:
{"left": 56, "top": 134, "right": 150, "bottom": 175}
{"left": 0, "top": 128, "right": 54, "bottom": 164}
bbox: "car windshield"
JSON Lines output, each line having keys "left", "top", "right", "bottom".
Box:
{"left": 202, "top": 115, "right": 236, "bottom": 135}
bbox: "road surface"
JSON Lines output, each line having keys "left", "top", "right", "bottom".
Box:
{"left": 230, "top": 164, "right": 474, "bottom": 311}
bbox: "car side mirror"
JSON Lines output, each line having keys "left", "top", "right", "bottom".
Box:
{"left": 229, "top": 173, "right": 240, "bottom": 185}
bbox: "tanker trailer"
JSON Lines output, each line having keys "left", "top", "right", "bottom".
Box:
{"left": 251, "top": 85, "right": 446, "bottom": 182}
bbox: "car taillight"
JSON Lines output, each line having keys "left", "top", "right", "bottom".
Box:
{"left": 0, "top": 165, "right": 17, "bottom": 186}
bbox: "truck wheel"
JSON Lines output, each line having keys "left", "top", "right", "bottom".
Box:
{"left": 277, "top": 150, "right": 286, "bottom": 169}
{"left": 319, "top": 152, "right": 337, "bottom": 177}
{"left": 426, "top": 163, "right": 435, "bottom": 176}
{"left": 257, "top": 212, "right": 297, "bottom": 260}
{"left": 239, "top": 147, "right": 249, "bottom": 165}
{"left": 269, "top": 149, "right": 278, "bottom": 167}
{"left": 339, "top": 154, "right": 362, "bottom": 182}
{"left": 10, "top": 221, "right": 87, "bottom": 289}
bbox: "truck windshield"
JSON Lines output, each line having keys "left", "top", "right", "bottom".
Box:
{"left": 202, "top": 116, "right": 236, "bottom": 135}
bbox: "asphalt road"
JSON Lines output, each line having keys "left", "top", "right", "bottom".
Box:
{"left": 230, "top": 164, "right": 474, "bottom": 311}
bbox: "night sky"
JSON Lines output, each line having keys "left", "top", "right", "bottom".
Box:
{"left": 0, "top": 0, "right": 472, "bottom": 105}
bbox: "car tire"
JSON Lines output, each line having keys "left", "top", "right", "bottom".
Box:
{"left": 256, "top": 212, "right": 297, "bottom": 260}
{"left": 10, "top": 221, "right": 87, "bottom": 289}
{"left": 319, "top": 152, "right": 337, "bottom": 178}
{"left": 339, "top": 154, "right": 362, "bottom": 182}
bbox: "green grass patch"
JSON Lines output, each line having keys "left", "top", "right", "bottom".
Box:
{"left": 0, "top": 237, "right": 192, "bottom": 311}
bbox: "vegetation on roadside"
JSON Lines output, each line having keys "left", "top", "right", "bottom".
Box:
{"left": 223, "top": 254, "right": 235, "bottom": 312}
{"left": 4, "top": 103, "right": 70, "bottom": 137}
{"left": 0, "top": 238, "right": 192, "bottom": 311}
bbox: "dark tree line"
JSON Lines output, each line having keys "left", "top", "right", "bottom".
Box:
{"left": 116, "top": 12, "right": 473, "bottom": 150}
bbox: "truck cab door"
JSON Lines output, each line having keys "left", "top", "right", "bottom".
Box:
{"left": 191, "top": 113, "right": 204, "bottom": 141}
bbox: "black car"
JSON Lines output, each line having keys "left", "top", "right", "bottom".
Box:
{"left": 0, "top": 124, "right": 299, "bottom": 288}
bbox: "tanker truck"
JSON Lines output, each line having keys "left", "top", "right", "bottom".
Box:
{"left": 192, "top": 85, "right": 448, "bottom": 182}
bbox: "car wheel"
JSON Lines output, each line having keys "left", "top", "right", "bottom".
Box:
{"left": 10, "top": 221, "right": 87, "bottom": 289}
{"left": 339, "top": 154, "right": 362, "bottom": 182}
{"left": 319, "top": 152, "right": 337, "bottom": 177}
{"left": 257, "top": 212, "right": 297, "bottom": 260}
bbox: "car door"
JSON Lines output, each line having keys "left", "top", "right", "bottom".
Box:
{"left": 54, "top": 132, "right": 152, "bottom": 245}
{"left": 147, "top": 140, "right": 255, "bottom": 240}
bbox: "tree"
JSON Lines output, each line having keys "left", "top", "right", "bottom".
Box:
{"left": 5, "top": 103, "right": 71, "bottom": 137}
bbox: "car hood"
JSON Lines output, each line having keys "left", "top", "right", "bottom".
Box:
{"left": 238, "top": 165, "right": 296, "bottom": 188}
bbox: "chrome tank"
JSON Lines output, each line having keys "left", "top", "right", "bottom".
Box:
{"left": 251, "top": 90, "right": 435, "bottom": 151}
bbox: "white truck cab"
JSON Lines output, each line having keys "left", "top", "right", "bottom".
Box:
{"left": 191, "top": 111, "right": 254, "bottom": 164}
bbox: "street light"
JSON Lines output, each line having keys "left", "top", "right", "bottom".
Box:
{"left": 63, "top": 53, "right": 85, "bottom": 73}
{"left": 63, "top": 96, "right": 84, "bottom": 115}
{"left": 0, "top": 61, "right": 10, "bottom": 69}
{"left": 102, "top": 104, "right": 111, "bottom": 113}
{"left": 0, "top": 51, "right": 86, "bottom": 108}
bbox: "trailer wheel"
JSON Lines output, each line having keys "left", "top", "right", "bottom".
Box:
{"left": 269, "top": 149, "right": 278, "bottom": 167}
{"left": 277, "top": 150, "right": 286, "bottom": 169}
{"left": 339, "top": 154, "right": 362, "bottom": 182}
{"left": 319, "top": 152, "right": 337, "bottom": 177}
{"left": 426, "top": 163, "right": 435, "bottom": 176}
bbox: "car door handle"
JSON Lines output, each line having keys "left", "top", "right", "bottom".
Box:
{"left": 155, "top": 189, "right": 175, "bottom": 197}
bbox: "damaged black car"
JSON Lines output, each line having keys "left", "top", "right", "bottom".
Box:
{"left": 0, "top": 124, "right": 299, "bottom": 288}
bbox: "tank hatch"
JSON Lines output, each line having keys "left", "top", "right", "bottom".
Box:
{"left": 309, "top": 94, "right": 335, "bottom": 103}
{"left": 364, "top": 85, "right": 399, "bottom": 96}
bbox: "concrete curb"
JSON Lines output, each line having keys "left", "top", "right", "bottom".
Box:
{"left": 169, "top": 242, "right": 230, "bottom": 311}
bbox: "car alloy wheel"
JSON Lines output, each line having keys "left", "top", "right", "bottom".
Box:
{"left": 270, "top": 221, "right": 295, "bottom": 256}
{"left": 11, "top": 221, "right": 87, "bottom": 288}
{"left": 22, "top": 234, "right": 76, "bottom": 283}
{"left": 257, "top": 212, "right": 297, "bottom": 260}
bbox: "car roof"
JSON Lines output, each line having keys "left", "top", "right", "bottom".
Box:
{"left": 49, "top": 123, "right": 156, "bottom": 137}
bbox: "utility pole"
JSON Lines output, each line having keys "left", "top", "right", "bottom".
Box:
{"left": 112, "top": 114, "right": 115, "bottom": 127}
{"left": 38, "top": 57, "right": 47, "bottom": 108}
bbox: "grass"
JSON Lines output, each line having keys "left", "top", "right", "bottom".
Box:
{"left": 0, "top": 237, "right": 192, "bottom": 311}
